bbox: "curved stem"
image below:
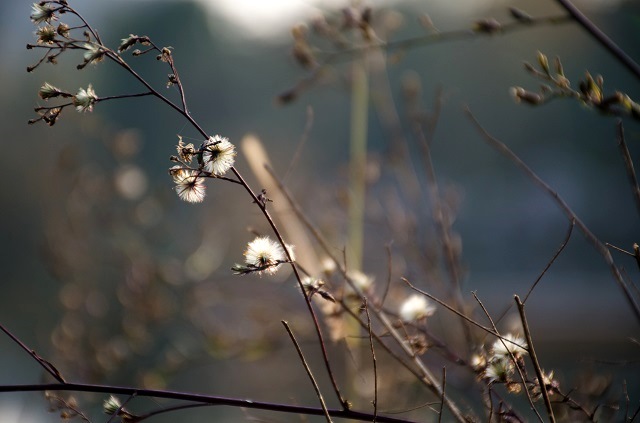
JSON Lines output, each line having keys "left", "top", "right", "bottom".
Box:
{"left": 555, "top": 0, "right": 640, "bottom": 81}
{"left": 0, "top": 383, "right": 416, "bottom": 423}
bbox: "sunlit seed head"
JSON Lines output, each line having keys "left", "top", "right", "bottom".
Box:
{"left": 484, "top": 357, "right": 513, "bottom": 383}
{"left": 244, "top": 236, "right": 286, "bottom": 275}
{"left": 399, "top": 294, "right": 436, "bottom": 322}
{"left": 73, "top": 84, "right": 97, "bottom": 112}
{"left": 202, "top": 135, "right": 236, "bottom": 176}
{"left": 173, "top": 169, "right": 206, "bottom": 203}
{"left": 491, "top": 333, "right": 528, "bottom": 358}
{"left": 31, "top": 3, "right": 57, "bottom": 24}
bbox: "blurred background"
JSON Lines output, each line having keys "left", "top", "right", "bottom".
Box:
{"left": 1, "top": 0, "right": 639, "bottom": 421}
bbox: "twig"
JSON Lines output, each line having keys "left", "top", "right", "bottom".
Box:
{"left": 0, "top": 382, "right": 419, "bottom": 423}
{"left": 555, "top": 0, "right": 640, "bottom": 81}
{"left": 380, "top": 242, "right": 393, "bottom": 307}
{"left": 105, "top": 392, "right": 136, "bottom": 423}
{"left": 0, "top": 322, "right": 65, "bottom": 383}
{"left": 402, "top": 278, "right": 500, "bottom": 338}
{"left": 437, "top": 367, "right": 446, "bottom": 423}
{"left": 363, "top": 301, "right": 378, "bottom": 422}
{"left": 466, "top": 106, "right": 640, "bottom": 324}
{"left": 493, "top": 219, "right": 575, "bottom": 328}
{"left": 283, "top": 105, "right": 314, "bottom": 182}
{"left": 472, "top": 292, "right": 541, "bottom": 422}
{"left": 515, "top": 295, "right": 556, "bottom": 423}
{"left": 615, "top": 120, "right": 640, "bottom": 218}
{"left": 282, "top": 321, "right": 333, "bottom": 423}
{"left": 281, "top": 14, "right": 572, "bottom": 102}
{"left": 264, "top": 166, "right": 470, "bottom": 422}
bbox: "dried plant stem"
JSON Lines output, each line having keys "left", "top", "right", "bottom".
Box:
{"left": 466, "top": 107, "right": 640, "bottom": 324}
{"left": 265, "top": 166, "right": 470, "bottom": 421}
{"left": 282, "top": 321, "right": 333, "bottom": 423}
{"left": 515, "top": 296, "right": 556, "bottom": 423}
{"left": 472, "top": 293, "right": 541, "bottom": 422}
{"left": 411, "top": 91, "right": 472, "bottom": 348}
{"left": 282, "top": 14, "right": 571, "bottom": 101}
{"left": 348, "top": 60, "right": 369, "bottom": 270}
{"left": 555, "top": 0, "right": 640, "bottom": 80}
{"left": 231, "top": 166, "right": 347, "bottom": 409}
{"left": 492, "top": 219, "right": 575, "bottom": 328}
{"left": 0, "top": 323, "right": 65, "bottom": 383}
{"left": 0, "top": 383, "right": 418, "bottom": 423}
{"left": 615, "top": 120, "right": 640, "bottom": 217}
{"left": 363, "top": 301, "right": 378, "bottom": 422}
{"left": 437, "top": 367, "right": 446, "bottom": 423}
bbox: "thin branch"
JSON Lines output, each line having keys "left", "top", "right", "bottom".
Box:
{"left": 472, "top": 292, "right": 541, "bottom": 422}
{"left": 264, "top": 166, "right": 470, "bottom": 422}
{"left": 0, "top": 322, "right": 65, "bottom": 383}
{"left": 363, "top": 301, "right": 378, "bottom": 422}
{"left": 466, "top": 106, "right": 640, "bottom": 324}
{"left": 615, "top": 120, "right": 640, "bottom": 218}
{"left": 231, "top": 166, "right": 348, "bottom": 409}
{"left": 555, "top": 0, "right": 640, "bottom": 81}
{"left": 493, "top": 219, "right": 575, "bottom": 328}
{"left": 515, "top": 296, "right": 556, "bottom": 423}
{"left": 402, "top": 278, "right": 500, "bottom": 338}
{"left": 282, "top": 321, "right": 333, "bottom": 423}
{"left": 437, "top": 367, "right": 446, "bottom": 423}
{"left": 281, "top": 14, "right": 572, "bottom": 102}
{"left": 0, "top": 383, "right": 419, "bottom": 423}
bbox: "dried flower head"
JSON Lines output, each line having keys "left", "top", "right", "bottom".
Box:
{"left": 491, "top": 333, "right": 528, "bottom": 358}
{"left": 56, "top": 22, "right": 70, "bottom": 38}
{"left": 73, "top": 84, "right": 97, "bottom": 112}
{"left": 36, "top": 25, "right": 57, "bottom": 44}
{"left": 176, "top": 136, "right": 196, "bottom": 163}
{"left": 172, "top": 168, "right": 206, "bottom": 203}
{"left": 243, "top": 236, "right": 286, "bottom": 275}
{"left": 102, "top": 395, "right": 121, "bottom": 415}
{"left": 399, "top": 294, "right": 436, "bottom": 322}
{"left": 31, "top": 3, "right": 57, "bottom": 24}
{"left": 39, "top": 82, "right": 64, "bottom": 100}
{"left": 82, "top": 43, "right": 105, "bottom": 66}
{"left": 484, "top": 357, "right": 513, "bottom": 383}
{"left": 201, "top": 135, "right": 236, "bottom": 176}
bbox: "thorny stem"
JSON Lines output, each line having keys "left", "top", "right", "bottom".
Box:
{"left": 465, "top": 107, "right": 640, "bottom": 324}
{"left": 515, "top": 296, "right": 556, "bottom": 423}
{"left": 0, "top": 383, "right": 418, "bottom": 423}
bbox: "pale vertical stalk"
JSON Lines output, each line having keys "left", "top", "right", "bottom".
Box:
{"left": 346, "top": 58, "right": 369, "bottom": 400}
{"left": 348, "top": 61, "right": 368, "bottom": 270}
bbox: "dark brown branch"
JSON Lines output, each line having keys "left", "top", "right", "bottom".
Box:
{"left": 0, "top": 383, "right": 418, "bottom": 423}
{"left": 466, "top": 106, "right": 640, "bottom": 324}
{"left": 0, "top": 322, "right": 65, "bottom": 383}
{"left": 555, "top": 0, "right": 640, "bottom": 81}
{"left": 615, "top": 120, "right": 640, "bottom": 218}
{"left": 282, "top": 321, "right": 333, "bottom": 423}
{"left": 515, "top": 296, "right": 556, "bottom": 423}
